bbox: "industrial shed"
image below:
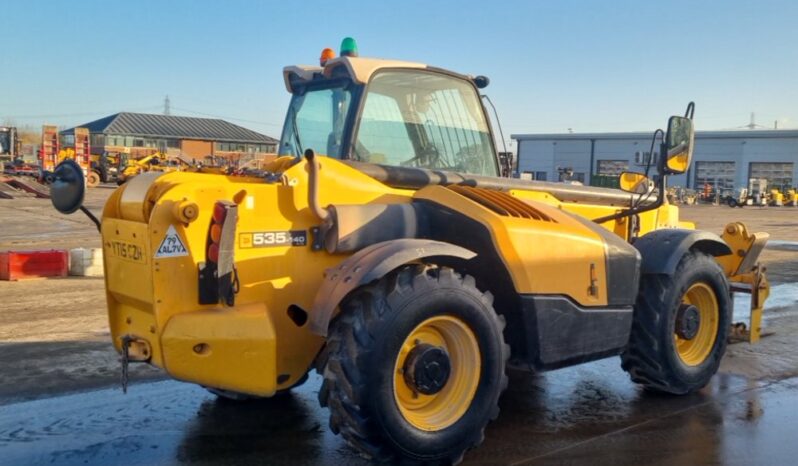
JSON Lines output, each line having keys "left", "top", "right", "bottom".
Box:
{"left": 61, "top": 112, "right": 278, "bottom": 160}
{"left": 512, "top": 129, "right": 798, "bottom": 191}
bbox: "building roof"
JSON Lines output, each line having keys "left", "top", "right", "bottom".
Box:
{"left": 512, "top": 129, "right": 798, "bottom": 142}
{"left": 62, "top": 112, "right": 278, "bottom": 144}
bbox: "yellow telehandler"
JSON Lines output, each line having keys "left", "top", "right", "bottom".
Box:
{"left": 49, "top": 38, "right": 770, "bottom": 464}
{"left": 115, "top": 152, "right": 187, "bottom": 184}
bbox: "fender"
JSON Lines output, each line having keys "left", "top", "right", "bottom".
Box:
{"left": 308, "top": 239, "right": 476, "bottom": 337}
{"left": 634, "top": 229, "right": 732, "bottom": 275}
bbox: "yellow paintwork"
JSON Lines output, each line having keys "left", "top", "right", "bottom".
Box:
{"left": 161, "top": 303, "right": 277, "bottom": 395}
{"left": 618, "top": 172, "right": 649, "bottom": 194}
{"left": 718, "top": 222, "right": 771, "bottom": 342}
{"left": 675, "top": 282, "right": 719, "bottom": 366}
{"left": 667, "top": 152, "right": 690, "bottom": 173}
{"left": 393, "top": 315, "right": 480, "bottom": 431}
{"left": 102, "top": 158, "right": 412, "bottom": 394}
{"left": 415, "top": 186, "right": 610, "bottom": 305}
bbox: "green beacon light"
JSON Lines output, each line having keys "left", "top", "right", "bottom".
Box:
{"left": 340, "top": 37, "right": 358, "bottom": 57}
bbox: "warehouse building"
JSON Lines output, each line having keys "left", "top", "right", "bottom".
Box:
{"left": 512, "top": 129, "right": 798, "bottom": 192}
{"left": 61, "top": 112, "right": 278, "bottom": 160}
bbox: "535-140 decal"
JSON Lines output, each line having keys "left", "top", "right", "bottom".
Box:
{"left": 239, "top": 230, "right": 307, "bottom": 248}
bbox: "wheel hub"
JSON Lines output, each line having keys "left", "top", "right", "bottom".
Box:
{"left": 676, "top": 304, "right": 701, "bottom": 340}
{"left": 403, "top": 343, "right": 451, "bottom": 395}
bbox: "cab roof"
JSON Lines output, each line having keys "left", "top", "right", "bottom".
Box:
{"left": 282, "top": 56, "right": 427, "bottom": 92}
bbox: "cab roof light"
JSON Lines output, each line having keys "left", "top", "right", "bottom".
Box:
{"left": 320, "top": 47, "right": 335, "bottom": 66}
{"left": 340, "top": 37, "right": 358, "bottom": 57}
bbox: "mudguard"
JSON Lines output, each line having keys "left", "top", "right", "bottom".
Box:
{"left": 634, "top": 229, "right": 732, "bottom": 275}
{"left": 308, "top": 239, "right": 476, "bottom": 337}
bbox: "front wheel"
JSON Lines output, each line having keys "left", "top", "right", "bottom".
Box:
{"left": 319, "top": 266, "right": 508, "bottom": 464}
{"left": 86, "top": 170, "right": 101, "bottom": 187}
{"left": 621, "top": 251, "right": 730, "bottom": 394}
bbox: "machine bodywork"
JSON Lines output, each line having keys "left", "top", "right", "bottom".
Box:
{"left": 51, "top": 43, "right": 770, "bottom": 464}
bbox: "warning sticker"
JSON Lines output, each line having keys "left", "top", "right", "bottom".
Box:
{"left": 155, "top": 225, "right": 189, "bottom": 258}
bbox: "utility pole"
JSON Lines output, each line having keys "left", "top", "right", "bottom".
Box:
{"left": 744, "top": 112, "right": 760, "bottom": 130}
{"left": 164, "top": 95, "right": 171, "bottom": 116}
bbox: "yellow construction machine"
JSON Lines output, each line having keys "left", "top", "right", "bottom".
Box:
{"left": 50, "top": 38, "right": 770, "bottom": 464}
{"left": 116, "top": 152, "right": 187, "bottom": 184}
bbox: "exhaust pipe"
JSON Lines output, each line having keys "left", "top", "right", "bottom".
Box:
{"left": 305, "top": 149, "right": 331, "bottom": 223}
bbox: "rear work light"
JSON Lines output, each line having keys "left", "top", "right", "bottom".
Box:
{"left": 199, "top": 200, "right": 238, "bottom": 306}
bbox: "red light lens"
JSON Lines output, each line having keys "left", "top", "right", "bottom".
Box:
{"left": 210, "top": 224, "right": 222, "bottom": 243}
{"left": 207, "top": 243, "right": 219, "bottom": 263}
{"left": 212, "top": 203, "right": 226, "bottom": 224}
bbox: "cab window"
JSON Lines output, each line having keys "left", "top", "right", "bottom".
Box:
{"left": 354, "top": 70, "right": 497, "bottom": 176}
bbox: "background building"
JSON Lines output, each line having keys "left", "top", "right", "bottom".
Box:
{"left": 512, "top": 129, "right": 798, "bottom": 191}
{"left": 61, "top": 112, "right": 278, "bottom": 160}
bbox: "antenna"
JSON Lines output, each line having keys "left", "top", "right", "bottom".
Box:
{"left": 164, "top": 95, "right": 171, "bottom": 116}
{"left": 738, "top": 112, "right": 765, "bottom": 130}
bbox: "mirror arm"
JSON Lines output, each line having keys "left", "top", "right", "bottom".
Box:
{"left": 684, "top": 101, "right": 695, "bottom": 119}
{"left": 79, "top": 206, "right": 102, "bottom": 232}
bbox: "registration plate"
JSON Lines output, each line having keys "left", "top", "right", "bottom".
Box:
{"left": 107, "top": 240, "right": 147, "bottom": 264}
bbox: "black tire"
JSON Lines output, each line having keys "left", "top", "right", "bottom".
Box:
{"left": 621, "top": 251, "right": 730, "bottom": 395}
{"left": 206, "top": 372, "right": 309, "bottom": 401}
{"left": 727, "top": 198, "right": 738, "bottom": 208}
{"left": 319, "top": 265, "right": 508, "bottom": 464}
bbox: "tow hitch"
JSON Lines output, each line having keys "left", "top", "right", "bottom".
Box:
{"left": 119, "top": 335, "right": 152, "bottom": 393}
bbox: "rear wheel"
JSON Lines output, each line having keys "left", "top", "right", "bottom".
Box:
{"left": 727, "top": 198, "right": 738, "bottom": 208}
{"left": 319, "top": 265, "right": 508, "bottom": 464}
{"left": 621, "top": 251, "right": 730, "bottom": 394}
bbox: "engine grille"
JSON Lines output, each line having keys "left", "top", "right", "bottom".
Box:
{"left": 447, "top": 185, "right": 556, "bottom": 222}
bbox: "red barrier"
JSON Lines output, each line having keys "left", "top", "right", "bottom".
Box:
{"left": 0, "top": 250, "right": 69, "bottom": 280}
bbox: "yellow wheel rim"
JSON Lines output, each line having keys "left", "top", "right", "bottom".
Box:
{"left": 675, "top": 282, "right": 719, "bottom": 366}
{"left": 393, "top": 315, "right": 481, "bottom": 431}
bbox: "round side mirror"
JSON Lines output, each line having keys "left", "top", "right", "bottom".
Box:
{"left": 50, "top": 159, "right": 85, "bottom": 214}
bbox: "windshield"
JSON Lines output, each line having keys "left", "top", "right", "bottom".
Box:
{"left": 354, "top": 70, "right": 498, "bottom": 176}
{"left": 278, "top": 83, "right": 353, "bottom": 158}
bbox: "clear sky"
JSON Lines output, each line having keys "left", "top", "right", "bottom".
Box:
{"left": 2, "top": 0, "right": 796, "bottom": 149}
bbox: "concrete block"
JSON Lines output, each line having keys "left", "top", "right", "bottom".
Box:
{"left": 69, "top": 248, "right": 104, "bottom": 277}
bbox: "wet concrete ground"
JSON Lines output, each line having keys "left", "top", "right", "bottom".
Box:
{"left": 1, "top": 363, "right": 797, "bottom": 466}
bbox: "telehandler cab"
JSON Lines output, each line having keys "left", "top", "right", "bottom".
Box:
{"left": 50, "top": 38, "right": 770, "bottom": 464}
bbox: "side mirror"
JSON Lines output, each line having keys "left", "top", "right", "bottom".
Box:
{"left": 50, "top": 159, "right": 85, "bottom": 214}
{"left": 663, "top": 116, "right": 694, "bottom": 174}
{"left": 619, "top": 171, "right": 650, "bottom": 195}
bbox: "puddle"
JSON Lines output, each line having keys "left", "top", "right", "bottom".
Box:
{"left": 766, "top": 240, "right": 798, "bottom": 252}
{"left": 733, "top": 282, "right": 798, "bottom": 324}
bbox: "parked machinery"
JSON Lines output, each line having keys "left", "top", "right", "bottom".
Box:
{"left": 116, "top": 152, "right": 189, "bottom": 184}
{"left": 49, "top": 39, "right": 771, "bottom": 464}
{"left": 40, "top": 126, "right": 101, "bottom": 186}
{"left": 727, "top": 178, "right": 769, "bottom": 207}
{"left": 769, "top": 189, "right": 784, "bottom": 206}
{"left": 0, "top": 126, "right": 21, "bottom": 161}
{"left": 785, "top": 189, "right": 798, "bottom": 206}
